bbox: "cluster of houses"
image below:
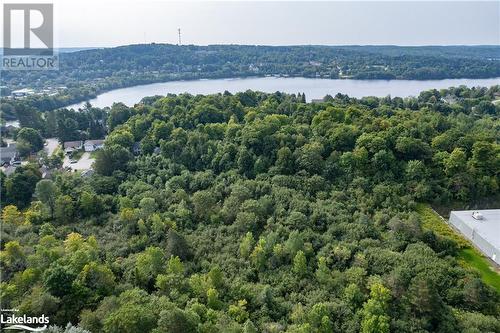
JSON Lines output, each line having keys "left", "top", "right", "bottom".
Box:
{"left": 1, "top": 137, "right": 105, "bottom": 178}
{"left": 64, "top": 139, "right": 105, "bottom": 154}
{"left": 3, "top": 86, "right": 68, "bottom": 99}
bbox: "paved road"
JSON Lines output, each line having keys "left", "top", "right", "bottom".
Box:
{"left": 4, "top": 138, "right": 15, "bottom": 145}
{"left": 44, "top": 138, "right": 60, "bottom": 156}
{"left": 63, "top": 152, "right": 94, "bottom": 171}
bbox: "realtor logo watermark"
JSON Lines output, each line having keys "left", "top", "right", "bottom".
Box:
{"left": 2, "top": 3, "right": 58, "bottom": 70}
{"left": 1, "top": 309, "right": 49, "bottom": 332}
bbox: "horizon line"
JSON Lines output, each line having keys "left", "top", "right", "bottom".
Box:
{"left": 50, "top": 43, "right": 500, "bottom": 49}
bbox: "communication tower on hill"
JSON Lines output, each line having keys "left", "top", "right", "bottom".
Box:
{"left": 178, "top": 28, "right": 182, "bottom": 45}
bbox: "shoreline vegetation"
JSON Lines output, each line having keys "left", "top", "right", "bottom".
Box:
{"left": 1, "top": 44, "right": 499, "bottom": 120}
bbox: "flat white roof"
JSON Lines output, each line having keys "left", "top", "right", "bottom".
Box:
{"left": 450, "top": 210, "right": 500, "bottom": 250}
{"left": 12, "top": 88, "right": 34, "bottom": 93}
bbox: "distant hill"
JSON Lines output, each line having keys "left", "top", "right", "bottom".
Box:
{"left": 56, "top": 47, "right": 100, "bottom": 53}
{"left": 0, "top": 47, "right": 99, "bottom": 54}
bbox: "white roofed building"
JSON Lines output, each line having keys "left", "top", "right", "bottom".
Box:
{"left": 84, "top": 139, "right": 105, "bottom": 152}
{"left": 449, "top": 210, "right": 500, "bottom": 265}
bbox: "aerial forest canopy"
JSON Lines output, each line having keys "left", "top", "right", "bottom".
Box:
{"left": 1, "top": 87, "right": 500, "bottom": 332}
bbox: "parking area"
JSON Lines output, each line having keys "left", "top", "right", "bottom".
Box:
{"left": 44, "top": 138, "right": 60, "bottom": 156}
{"left": 63, "top": 152, "right": 94, "bottom": 171}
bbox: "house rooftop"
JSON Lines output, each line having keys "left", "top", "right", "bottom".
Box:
{"left": 0, "top": 145, "right": 17, "bottom": 152}
{"left": 85, "top": 139, "right": 105, "bottom": 145}
{"left": 0, "top": 146, "right": 18, "bottom": 160}
{"left": 2, "top": 165, "right": 17, "bottom": 176}
{"left": 64, "top": 141, "right": 83, "bottom": 149}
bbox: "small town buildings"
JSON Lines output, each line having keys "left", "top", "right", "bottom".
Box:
{"left": 449, "top": 210, "right": 500, "bottom": 265}
{"left": 84, "top": 139, "right": 105, "bottom": 152}
{"left": 64, "top": 141, "right": 83, "bottom": 154}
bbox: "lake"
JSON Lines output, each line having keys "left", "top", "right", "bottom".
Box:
{"left": 63, "top": 76, "right": 498, "bottom": 110}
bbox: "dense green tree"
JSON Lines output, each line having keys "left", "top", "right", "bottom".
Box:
{"left": 239, "top": 232, "right": 255, "bottom": 258}
{"left": 17, "top": 127, "right": 44, "bottom": 153}
{"left": 105, "top": 129, "right": 135, "bottom": 149}
{"left": 108, "top": 103, "right": 133, "bottom": 130}
{"left": 76, "top": 262, "right": 116, "bottom": 298}
{"left": 5, "top": 165, "right": 41, "bottom": 208}
{"left": 154, "top": 308, "right": 199, "bottom": 333}
{"left": 43, "top": 263, "right": 77, "bottom": 298}
{"left": 166, "top": 229, "right": 191, "bottom": 261}
{"left": 293, "top": 250, "right": 307, "bottom": 278}
{"left": 94, "top": 145, "right": 132, "bottom": 176}
{"left": 135, "top": 246, "right": 165, "bottom": 288}
{"left": 79, "top": 191, "right": 104, "bottom": 217}
{"left": 54, "top": 195, "right": 75, "bottom": 224}
{"left": 361, "top": 282, "right": 391, "bottom": 333}
{"left": 35, "top": 179, "right": 58, "bottom": 218}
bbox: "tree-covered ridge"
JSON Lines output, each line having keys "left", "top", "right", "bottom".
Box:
{"left": 1, "top": 87, "right": 499, "bottom": 333}
{"left": 2, "top": 44, "right": 500, "bottom": 100}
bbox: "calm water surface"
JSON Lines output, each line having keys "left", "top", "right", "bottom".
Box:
{"left": 63, "top": 76, "right": 499, "bottom": 109}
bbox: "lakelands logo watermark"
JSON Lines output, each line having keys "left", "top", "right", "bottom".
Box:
{"left": 2, "top": 3, "right": 58, "bottom": 70}
{"left": 0, "top": 310, "right": 49, "bottom": 331}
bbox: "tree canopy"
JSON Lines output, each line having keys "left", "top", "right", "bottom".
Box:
{"left": 1, "top": 86, "right": 499, "bottom": 332}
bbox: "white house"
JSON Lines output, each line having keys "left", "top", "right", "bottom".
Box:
{"left": 84, "top": 139, "right": 105, "bottom": 152}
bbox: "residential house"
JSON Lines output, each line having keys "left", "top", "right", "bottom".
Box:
{"left": 39, "top": 166, "right": 54, "bottom": 179}
{"left": 0, "top": 125, "right": 17, "bottom": 134}
{"left": 84, "top": 139, "right": 105, "bottom": 152}
{"left": 0, "top": 144, "right": 19, "bottom": 165}
{"left": 2, "top": 165, "right": 17, "bottom": 176}
{"left": 64, "top": 141, "right": 83, "bottom": 154}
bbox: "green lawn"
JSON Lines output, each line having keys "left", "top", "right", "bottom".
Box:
{"left": 70, "top": 149, "right": 84, "bottom": 161}
{"left": 416, "top": 203, "right": 500, "bottom": 293}
{"left": 458, "top": 249, "right": 500, "bottom": 292}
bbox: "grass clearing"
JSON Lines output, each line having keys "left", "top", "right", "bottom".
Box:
{"left": 416, "top": 203, "right": 500, "bottom": 293}
{"left": 457, "top": 249, "right": 500, "bottom": 292}
{"left": 70, "top": 149, "right": 84, "bottom": 161}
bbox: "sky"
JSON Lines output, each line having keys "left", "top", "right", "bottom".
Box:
{"left": 3, "top": 1, "right": 500, "bottom": 47}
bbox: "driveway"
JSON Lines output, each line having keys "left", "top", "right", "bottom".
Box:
{"left": 63, "top": 152, "right": 94, "bottom": 171}
{"left": 44, "top": 138, "right": 60, "bottom": 156}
